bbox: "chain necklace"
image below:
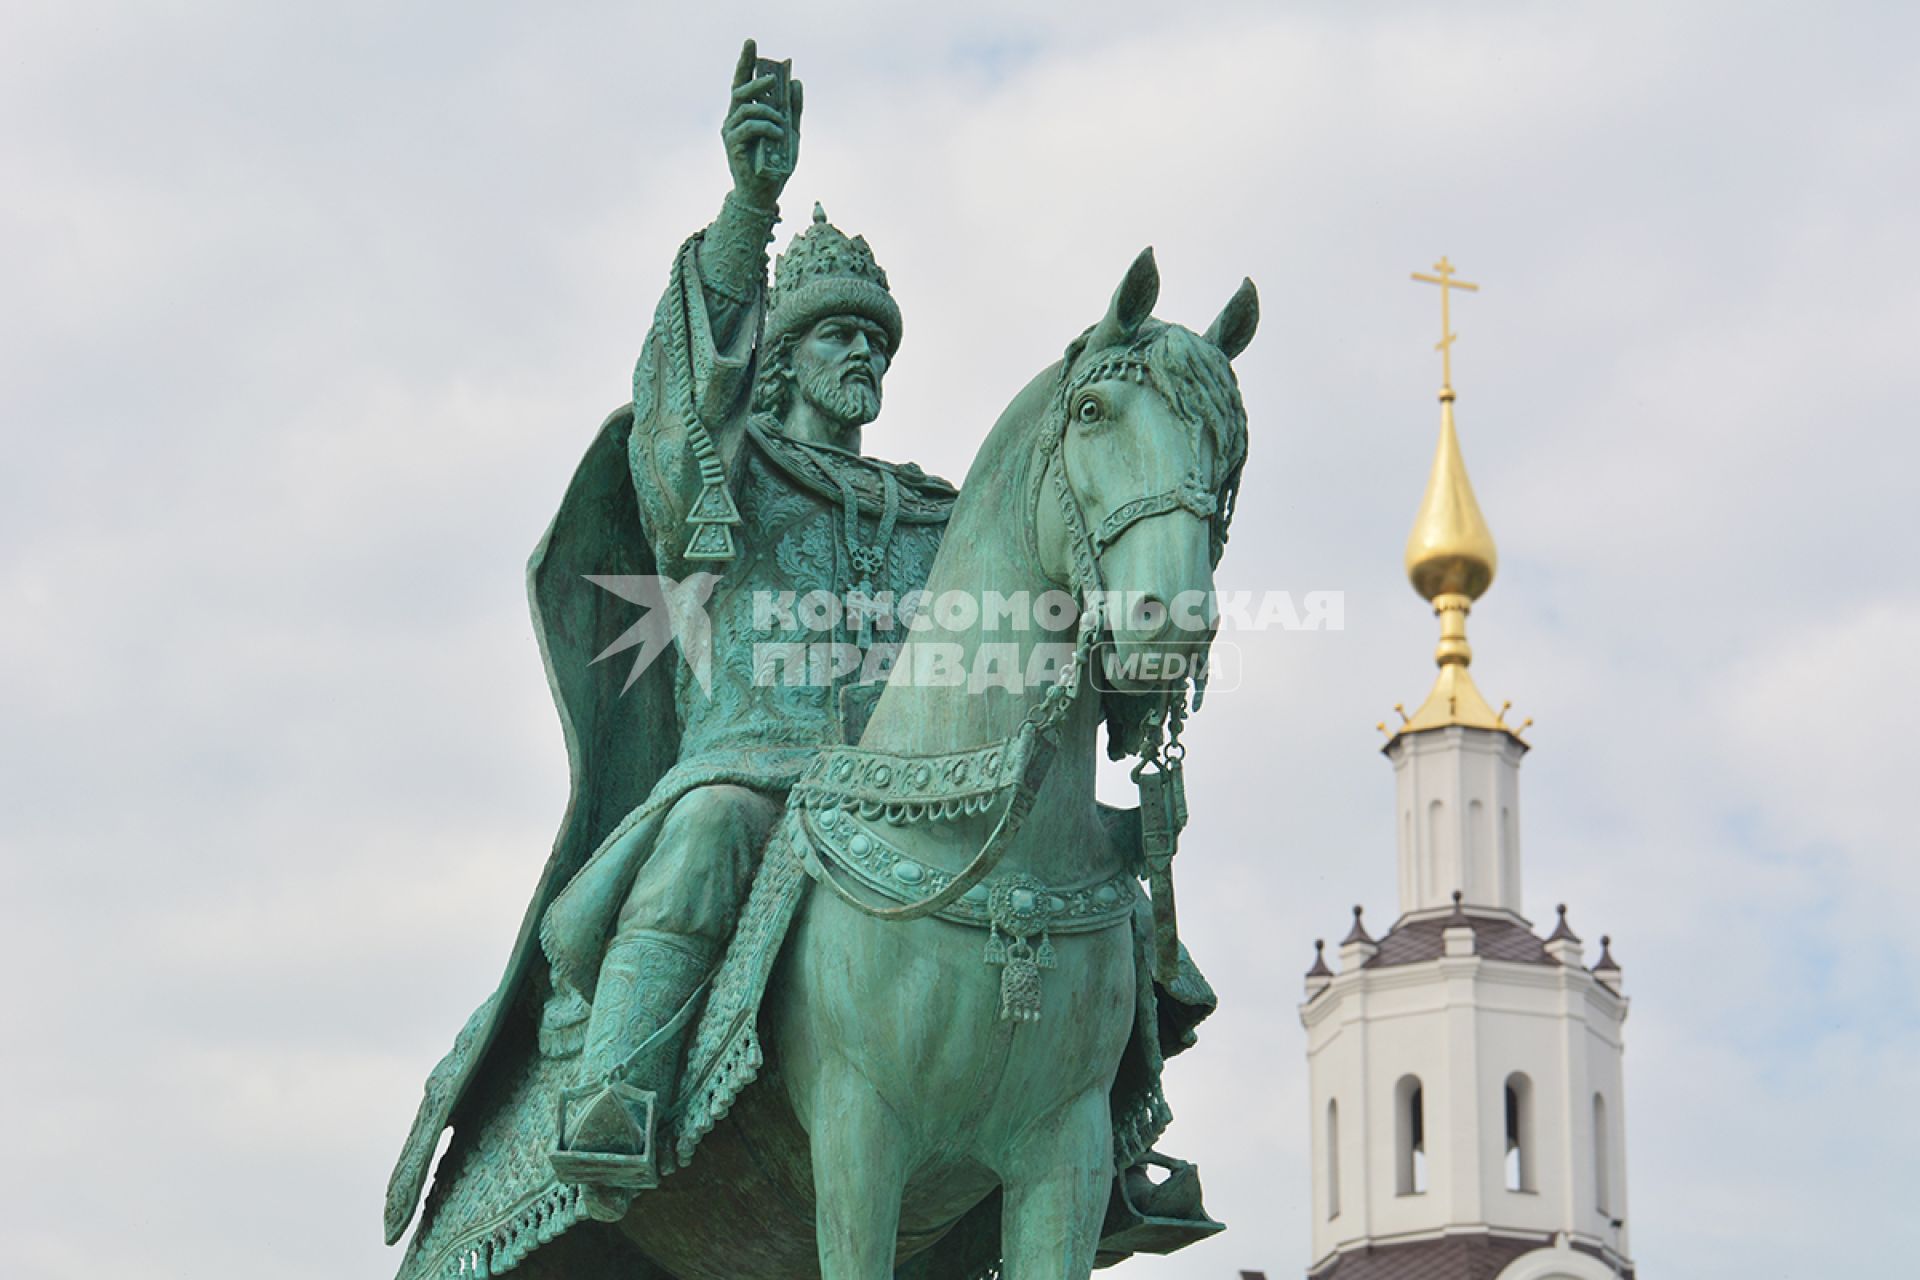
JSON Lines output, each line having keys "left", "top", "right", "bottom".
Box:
{"left": 830, "top": 462, "right": 901, "bottom": 650}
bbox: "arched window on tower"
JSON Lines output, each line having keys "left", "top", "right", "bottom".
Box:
{"left": 1504, "top": 1073, "right": 1535, "bottom": 1192}
{"left": 1427, "top": 799, "right": 1446, "bottom": 905}
{"left": 1403, "top": 809, "right": 1415, "bottom": 904}
{"left": 1468, "top": 799, "right": 1486, "bottom": 898}
{"left": 1500, "top": 805, "right": 1517, "bottom": 906}
{"left": 1395, "top": 1075, "right": 1426, "bottom": 1195}
{"left": 1326, "top": 1099, "right": 1341, "bottom": 1219}
{"left": 1593, "top": 1092, "right": 1611, "bottom": 1215}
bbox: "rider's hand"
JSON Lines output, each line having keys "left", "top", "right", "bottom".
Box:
{"left": 723, "top": 39, "right": 802, "bottom": 210}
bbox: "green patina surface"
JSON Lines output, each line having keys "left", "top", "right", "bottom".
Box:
{"left": 386, "top": 39, "right": 1260, "bottom": 1280}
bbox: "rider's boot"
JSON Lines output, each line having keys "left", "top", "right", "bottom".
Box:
{"left": 551, "top": 927, "right": 713, "bottom": 1222}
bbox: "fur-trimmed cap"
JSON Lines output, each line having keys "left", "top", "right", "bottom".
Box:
{"left": 765, "top": 202, "right": 903, "bottom": 355}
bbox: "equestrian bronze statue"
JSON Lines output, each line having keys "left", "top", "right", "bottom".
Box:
{"left": 385, "top": 39, "right": 1260, "bottom": 1280}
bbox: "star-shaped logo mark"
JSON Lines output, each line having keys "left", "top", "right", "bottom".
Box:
{"left": 584, "top": 573, "right": 720, "bottom": 695}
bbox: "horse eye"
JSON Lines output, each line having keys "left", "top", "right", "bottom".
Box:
{"left": 1076, "top": 396, "right": 1103, "bottom": 424}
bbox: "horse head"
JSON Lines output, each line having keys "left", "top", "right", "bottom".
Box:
{"left": 1035, "top": 248, "right": 1259, "bottom": 703}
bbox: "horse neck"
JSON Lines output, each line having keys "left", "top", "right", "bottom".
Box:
{"left": 861, "top": 366, "right": 1063, "bottom": 760}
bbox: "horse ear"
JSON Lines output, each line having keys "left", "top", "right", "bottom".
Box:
{"left": 1089, "top": 247, "right": 1159, "bottom": 350}
{"left": 1204, "top": 277, "right": 1259, "bottom": 358}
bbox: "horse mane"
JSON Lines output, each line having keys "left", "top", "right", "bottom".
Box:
{"left": 1134, "top": 320, "right": 1249, "bottom": 494}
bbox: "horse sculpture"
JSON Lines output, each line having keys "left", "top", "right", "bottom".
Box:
{"left": 392, "top": 249, "right": 1258, "bottom": 1280}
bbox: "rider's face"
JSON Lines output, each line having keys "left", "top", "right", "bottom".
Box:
{"left": 791, "top": 315, "right": 889, "bottom": 429}
{"left": 798, "top": 315, "right": 889, "bottom": 385}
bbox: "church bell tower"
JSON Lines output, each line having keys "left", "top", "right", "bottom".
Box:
{"left": 1297, "top": 260, "right": 1634, "bottom": 1280}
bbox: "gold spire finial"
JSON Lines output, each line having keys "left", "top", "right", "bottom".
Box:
{"left": 1411, "top": 256, "right": 1478, "bottom": 394}
{"left": 1391, "top": 258, "right": 1520, "bottom": 740}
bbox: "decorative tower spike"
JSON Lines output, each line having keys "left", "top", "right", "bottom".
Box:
{"left": 1341, "top": 904, "right": 1374, "bottom": 945}
{"left": 1305, "top": 939, "right": 1333, "bottom": 980}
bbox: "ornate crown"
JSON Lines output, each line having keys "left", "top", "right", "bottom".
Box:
{"left": 765, "top": 202, "right": 903, "bottom": 355}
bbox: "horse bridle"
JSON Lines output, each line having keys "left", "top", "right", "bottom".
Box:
{"left": 1044, "top": 346, "right": 1233, "bottom": 603}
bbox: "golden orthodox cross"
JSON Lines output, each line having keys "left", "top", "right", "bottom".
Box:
{"left": 1410, "top": 256, "right": 1479, "bottom": 391}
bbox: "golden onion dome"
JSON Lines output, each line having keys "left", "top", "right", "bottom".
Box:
{"left": 1404, "top": 390, "right": 1498, "bottom": 604}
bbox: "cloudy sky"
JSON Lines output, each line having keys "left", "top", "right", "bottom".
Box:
{"left": 3, "top": 2, "right": 1916, "bottom": 1277}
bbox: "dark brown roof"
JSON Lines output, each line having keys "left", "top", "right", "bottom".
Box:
{"left": 1309, "top": 1234, "right": 1630, "bottom": 1280}
{"left": 1309, "top": 1235, "right": 1537, "bottom": 1280}
{"left": 1366, "top": 914, "right": 1557, "bottom": 968}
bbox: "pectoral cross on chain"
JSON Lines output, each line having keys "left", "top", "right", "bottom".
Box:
{"left": 847, "top": 546, "right": 887, "bottom": 651}
{"left": 836, "top": 465, "right": 901, "bottom": 653}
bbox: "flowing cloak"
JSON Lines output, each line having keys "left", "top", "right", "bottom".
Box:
{"left": 382, "top": 227, "right": 765, "bottom": 1246}
{"left": 381, "top": 394, "right": 673, "bottom": 1248}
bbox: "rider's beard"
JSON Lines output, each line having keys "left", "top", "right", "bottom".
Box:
{"left": 799, "top": 361, "right": 881, "bottom": 431}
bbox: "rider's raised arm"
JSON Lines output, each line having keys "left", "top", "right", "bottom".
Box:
{"left": 691, "top": 191, "right": 779, "bottom": 369}
{"left": 698, "top": 40, "right": 799, "bottom": 363}
{"left": 628, "top": 41, "right": 801, "bottom": 568}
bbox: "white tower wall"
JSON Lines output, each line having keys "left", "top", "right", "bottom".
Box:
{"left": 1386, "top": 726, "right": 1526, "bottom": 914}
{"left": 1302, "top": 933, "right": 1631, "bottom": 1273}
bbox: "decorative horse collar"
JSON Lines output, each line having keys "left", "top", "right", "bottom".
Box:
{"left": 797, "top": 803, "right": 1142, "bottom": 1023}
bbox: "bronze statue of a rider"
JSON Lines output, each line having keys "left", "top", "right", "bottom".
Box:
{"left": 385, "top": 41, "right": 1224, "bottom": 1268}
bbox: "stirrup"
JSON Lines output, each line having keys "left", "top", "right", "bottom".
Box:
{"left": 551, "top": 1077, "right": 662, "bottom": 1210}
{"left": 1094, "top": 1152, "right": 1225, "bottom": 1265}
